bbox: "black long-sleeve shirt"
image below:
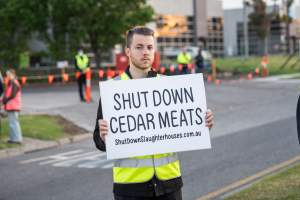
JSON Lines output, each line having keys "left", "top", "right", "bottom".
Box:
{"left": 93, "top": 67, "right": 183, "bottom": 197}
{"left": 297, "top": 95, "right": 300, "bottom": 144}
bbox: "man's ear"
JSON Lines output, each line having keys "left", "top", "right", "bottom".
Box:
{"left": 125, "top": 48, "right": 130, "bottom": 57}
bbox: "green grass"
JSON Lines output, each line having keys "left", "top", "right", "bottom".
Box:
{"left": 216, "top": 55, "right": 300, "bottom": 75}
{"left": 0, "top": 115, "right": 69, "bottom": 149}
{"left": 225, "top": 163, "right": 300, "bottom": 200}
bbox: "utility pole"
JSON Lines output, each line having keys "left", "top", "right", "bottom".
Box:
{"left": 243, "top": 0, "right": 249, "bottom": 58}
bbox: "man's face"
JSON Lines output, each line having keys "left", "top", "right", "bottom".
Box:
{"left": 126, "top": 34, "right": 155, "bottom": 70}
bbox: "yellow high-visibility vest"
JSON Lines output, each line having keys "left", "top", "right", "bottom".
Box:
{"left": 112, "top": 72, "right": 181, "bottom": 183}
{"left": 75, "top": 54, "right": 89, "bottom": 72}
{"left": 177, "top": 52, "right": 191, "bottom": 64}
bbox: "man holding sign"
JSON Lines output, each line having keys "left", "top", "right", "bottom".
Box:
{"left": 93, "top": 26, "right": 214, "bottom": 200}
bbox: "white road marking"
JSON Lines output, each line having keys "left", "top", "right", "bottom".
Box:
{"left": 20, "top": 149, "right": 112, "bottom": 169}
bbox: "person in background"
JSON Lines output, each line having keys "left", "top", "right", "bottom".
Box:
{"left": 75, "top": 48, "right": 90, "bottom": 102}
{"left": 0, "top": 69, "right": 22, "bottom": 144}
{"left": 177, "top": 46, "right": 192, "bottom": 74}
{"left": 195, "top": 48, "right": 204, "bottom": 74}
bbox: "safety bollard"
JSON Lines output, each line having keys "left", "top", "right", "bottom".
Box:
{"left": 85, "top": 69, "right": 91, "bottom": 103}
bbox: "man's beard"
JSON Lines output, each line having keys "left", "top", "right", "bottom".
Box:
{"left": 131, "top": 58, "right": 152, "bottom": 70}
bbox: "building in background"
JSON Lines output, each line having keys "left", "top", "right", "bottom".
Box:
{"left": 224, "top": 5, "right": 289, "bottom": 56}
{"left": 148, "top": 0, "right": 224, "bottom": 58}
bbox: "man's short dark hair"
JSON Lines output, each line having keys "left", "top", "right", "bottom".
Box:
{"left": 126, "top": 26, "right": 154, "bottom": 48}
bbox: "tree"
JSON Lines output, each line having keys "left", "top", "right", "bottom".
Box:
{"left": 0, "top": 0, "right": 154, "bottom": 67}
{"left": 0, "top": 0, "right": 39, "bottom": 66}
{"left": 68, "top": 0, "right": 154, "bottom": 67}
{"left": 249, "top": 0, "right": 270, "bottom": 55}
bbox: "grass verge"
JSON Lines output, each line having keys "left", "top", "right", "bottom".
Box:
{"left": 216, "top": 55, "right": 300, "bottom": 75}
{"left": 225, "top": 162, "right": 300, "bottom": 200}
{"left": 0, "top": 114, "right": 87, "bottom": 149}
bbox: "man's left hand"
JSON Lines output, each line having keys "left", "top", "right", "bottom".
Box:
{"left": 205, "top": 109, "right": 214, "bottom": 130}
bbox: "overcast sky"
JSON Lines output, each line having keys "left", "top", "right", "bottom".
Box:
{"left": 222, "top": 0, "right": 299, "bottom": 9}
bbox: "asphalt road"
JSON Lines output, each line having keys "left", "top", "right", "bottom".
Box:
{"left": 1, "top": 77, "right": 299, "bottom": 200}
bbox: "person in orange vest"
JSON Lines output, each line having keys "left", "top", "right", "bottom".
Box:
{"left": 75, "top": 48, "right": 90, "bottom": 102}
{"left": 0, "top": 69, "right": 22, "bottom": 144}
{"left": 0, "top": 70, "right": 3, "bottom": 97}
{"left": 93, "top": 26, "right": 214, "bottom": 200}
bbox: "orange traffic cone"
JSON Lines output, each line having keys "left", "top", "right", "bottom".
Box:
{"left": 160, "top": 67, "right": 166, "bottom": 74}
{"left": 85, "top": 69, "right": 92, "bottom": 103}
{"left": 48, "top": 75, "right": 54, "bottom": 84}
{"left": 169, "top": 65, "right": 175, "bottom": 74}
{"left": 99, "top": 70, "right": 105, "bottom": 79}
{"left": 62, "top": 73, "right": 69, "bottom": 82}
{"left": 207, "top": 75, "right": 213, "bottom": 83}
{"left": 21, "top": 76, "right": 27, "bottom": 85}
{"left": 247, "top": 73, "right": 253, "bottom": 80}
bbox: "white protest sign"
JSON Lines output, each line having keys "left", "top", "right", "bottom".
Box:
{"left": 99, "top": 73, "right": 211, "bottom": 160}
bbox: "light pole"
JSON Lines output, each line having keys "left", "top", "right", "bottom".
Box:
{"left": 243, "top": 0, "right": 250, "bottom": 58}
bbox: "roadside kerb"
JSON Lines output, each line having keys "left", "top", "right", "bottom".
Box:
{"left": 0, "top": 133, "right": 92, "bottom": 159}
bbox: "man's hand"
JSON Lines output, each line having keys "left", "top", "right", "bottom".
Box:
{"left": 205, "top": 109, "right": 214, "bottom": 130}
{"left": 99, "top": 119, "right": 108, "bottom": 143}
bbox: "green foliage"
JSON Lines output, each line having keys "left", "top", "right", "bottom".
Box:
{"left": 216, "top": 56, "right": 300, "bottom": 75}
{"left": 225, "top": 163, "right": 300, "bottom": 200}
{"left": 248, "top": 0, "right": 270, "bottom": 54}
{"left": 0, "top": 115, "right": 65, "bottom": 144}
{"left": 0, "top": 0, "right": 154, "bottom": 67}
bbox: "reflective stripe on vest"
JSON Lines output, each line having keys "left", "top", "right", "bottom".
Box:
{"left": 75, "top": 54, "right": 89, "bottom": 71}
{"left": 112, "top": 72, "right": 181, "bottom": 184}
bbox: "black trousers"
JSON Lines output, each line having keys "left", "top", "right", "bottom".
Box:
{"left": 114, "top": 190, "right": 182, "bottom": 200}
{"left": 77, "top": 73, "right": 86, "bottom": 101}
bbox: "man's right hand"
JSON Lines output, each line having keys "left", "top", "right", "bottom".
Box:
{"left": 99, "top": 119, "right": 108, "bottom": 143}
